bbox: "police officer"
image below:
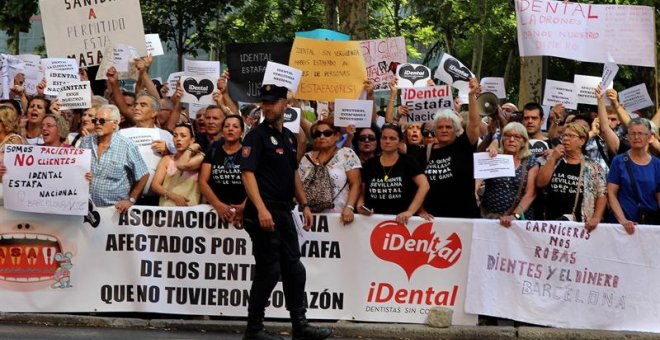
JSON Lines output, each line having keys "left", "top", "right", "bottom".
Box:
{"left": 240, "top": 84, "right": 332, "bottom": 340}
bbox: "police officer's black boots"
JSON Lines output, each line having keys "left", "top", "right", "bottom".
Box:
{"left": 290, "top": 309, "right": 333, "bottom": 340}
{"left": 243, "top": 313, "right": 283, "bottom": 340}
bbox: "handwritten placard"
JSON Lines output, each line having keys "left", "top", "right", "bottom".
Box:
{"left": 39, "top": 0, "right": 147, "bottom": 67}
{"left": 2, "top": 145, "right": 91, "bottom": 215}
{"left": 333, "top": 99, "right": 373, "bottom": 128}
{"left": 289, "top": 37, "right": 367, "bottom": 101}
{"left": 145, "top": 34, "right": 164, "bottom": 56}
{"left": 400, "top": 85, "right": 453, "bottom": 124}
{"left": 360, "top": 37, "right": 407, "bottom": 91}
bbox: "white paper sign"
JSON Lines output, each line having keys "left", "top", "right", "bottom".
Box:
{"left": 515, "top": 0, "right": 655, "bottom": 67}
{"left": 39, "top": 0, "right": 147, "bottom": 67}
{"left": 16, "top": 54, "right": 42, "bottom": 95}
{"left": 480, "top": 77, "right": 506, "bottom": 99}
{"left": 42, "top": 58, "right": 79, "bottom": 96}
{"left": 434, "top": 53, "right": 474, "bottom": 95}
{"left": 473, "top": 153, "right": 515, "bottom": 179}
{"left": 284, "top": 107, "right": 301, "bottom": 133}
{"left": 184, "top": 59, "right": 221, "bottom": 79}
{"left": 400, "top": 85, "right": 453, "bottom": 124}
{"left": 144, "top": 34, "right": 164, "bottom": 56}
{"left": 619, "top": 84, "right": 654, "bottom": 112}
{"left": 574, "top": 75, "right": 612, "bottom": 105}
{"left": 600, "top": 62, "right": 619, "bottom": 90}
{"left": 112, "top": 44, "right": 139, "bottom": 73}
{"left": 188, "top": 103, "right": 206, "bottom": 120}
{"left": 333, "top": 99, "right": 373, "bottom": 128}
{"left": 57, "top": 81, "right": 91, "bottom": 110}
{"left": 166, "top": 72, "right": 185, "bottom": 96}
{"left": 543, "top": 80, "right": 577, "bottom": 110}
{"left": 2, "top": 144, "right": 91, "bottom": 215}
{"left": 262, "top": 61, "right": 302, "bottom": 94}
{"left": 118, "top": 128, "right": 164, "bottom": 195}
{"left": 396, "top": 63, "right": 431, "bottom": 88}
{"left": 180, "top": 76, "right": 216, "bottom": 106}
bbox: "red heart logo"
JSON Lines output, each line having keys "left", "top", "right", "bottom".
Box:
{"left": 370, "top": 221, "right": 462, "bottom": 279}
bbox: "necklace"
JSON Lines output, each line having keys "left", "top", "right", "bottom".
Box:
{"left": 380, "top": 154, "right": 398, "bottom": 181}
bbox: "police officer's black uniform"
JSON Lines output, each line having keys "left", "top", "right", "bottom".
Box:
{"left": 240, "top": 85, "right": 331, "bottom": 340}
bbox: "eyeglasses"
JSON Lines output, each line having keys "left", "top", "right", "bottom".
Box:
{"left": 358, "top": 135, "right": 377, "bottom": 142}
{"left": 560, "top": 133, "right": 581, "bottom": 140}
{"left": 502, "top": 133, "right": 524, "bottom": 141}
{"left": 422, "top": 130, "right": 435, "bottom": 138}
{"left": 312, "top": 130, "right": 334, "bottom": 139}
{"left": 628, "top": 132, "right": 650, "bottom": 138}
{"left": 91, "top": 118, "right": 114, "bottom": 125}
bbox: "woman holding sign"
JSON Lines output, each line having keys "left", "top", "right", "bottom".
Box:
{"left": 22, "top": 96, "right": 50, "bottom": 145}
{"left": 358, "top": 123, "right": 430, "bottom": 225}
{"left": 480, "top": 122, "right": 539, "bottom": 226}
{"left": 199, "top": 115, "right": 247, "bottom": 225}
{"left": 41, "top": 115, "right": 70, "bottom": 148}
{"left": 536, "top": 122, "right": 607, "bottom": 230}
{"left": 151, "top": 123, "right": 203, "bottom": 207}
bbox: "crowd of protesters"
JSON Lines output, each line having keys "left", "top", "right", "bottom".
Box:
{"left": 0, "top": 55, "right": 658, "bottom": 236}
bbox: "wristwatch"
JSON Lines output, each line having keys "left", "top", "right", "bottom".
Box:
{"left": 128, "top": 197, "right": 137, "bottom": 204}
{"left": 514, "top": 213, "right": 522, "bottom": 220}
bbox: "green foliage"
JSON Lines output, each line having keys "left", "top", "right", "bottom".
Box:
{"left": 0, "top": 0, "right": 39, "bottom": 54}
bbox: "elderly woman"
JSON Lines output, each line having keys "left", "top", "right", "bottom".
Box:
{"left": 199, "top": 115, "right": 247, "bottom": 224}
{"left": 352, "top": 125, "right": 380, "bottom": 165}
{"left": 358, "top": 123, "right": 430, "bottom": 225}
{"left": 151, "top": 123, "right": 203, "bottom": 206}
{"left": 300, "top": 119, "right": 361, "bottom": 225}
{"left": 536, "top": 122, "right": 607, "bottom": 230}
{"left": 68, "top": 107, "right": 97, "bottom": 147}
{"left": 608, "top": 118, "right": 660, "bottom": 233}
{"left": 480, "top": 122, "right": 539, "bottom": 226}
{"left": 41, "top": 115, "right": 70, "bottom": 147}
{"left": 421, "top": 78, "right": 482, "bottom": 218}
{"left": 23, "top": 95, "right": 50, "bottom": 145}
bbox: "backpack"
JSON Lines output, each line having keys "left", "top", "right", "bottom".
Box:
{"left": 302, "top": 153, "right": 345, "bottom": 212}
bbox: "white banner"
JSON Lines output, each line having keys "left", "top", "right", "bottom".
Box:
{"left": 39, "top": 0, "right": 147, "bottom": 67}
{"left": 0, "top": 206, "right": 476, "bottom": 326}
{"left": 360, "top": 37, "right": 407, "bottom": 91}
{"left": 2, "top": 145, "right": 90, "bottom": 215}
{"left": 515, "top": 0, "right": 655, "bottom": 67}
{"left": 400, "top": 85, "right": 453, "bottom": 124}
{"left": 467, "top": 220, "right": 660, "bottom": 332}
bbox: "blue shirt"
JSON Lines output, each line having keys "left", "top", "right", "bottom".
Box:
{"left": 608, "top": 154, "right": 660, "bottom": 221}
{"left": 80, "top": 133, "right": 149, "bottom": 207}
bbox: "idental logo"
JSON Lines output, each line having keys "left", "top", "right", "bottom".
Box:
{"left": 370, "top": 221, "right": 462, "bottom": 279}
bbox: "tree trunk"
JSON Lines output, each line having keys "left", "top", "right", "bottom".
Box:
{"left": 325, "top": 0, "right": 338, "bottom": 30}
{"left": 338, "top": 0, "right": 368, "bottom": 39}
{"left": 470, "top": 0, "right": 486, "bottom": 79}
{"left": 503, "top": 49, "right": 515, "bottom": 95}
{"left": 518, "top": 56, "right": 543, "bottom": 107}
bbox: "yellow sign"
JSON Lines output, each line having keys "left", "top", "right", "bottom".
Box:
{"left": 289, "top": 37, "right": 367, "bottom": 102}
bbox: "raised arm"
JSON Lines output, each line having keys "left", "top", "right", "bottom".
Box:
{"left": 466, "top": 78, "right": 482, "bottom": 145}
{"left": 606, "top": 88, "right": 631, "bottom": 127}
{"left": 596, "top": 85, "right": 620, "bottom": 154}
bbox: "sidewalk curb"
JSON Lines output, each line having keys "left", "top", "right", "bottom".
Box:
{"left": 0, "top": 313, "right": 659, "bottom": 339}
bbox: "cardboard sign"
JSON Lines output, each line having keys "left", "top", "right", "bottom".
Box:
{"left": 435, "top": 53, "right": 474, "bottom": 95}
{"left": 289, "top": 37, "right": 367, "bottom": 102}
{"left": 58, "top": 81, "right": 92, "bottom": 110}
{"left": 39, "top": 0, "right": 147, "bottom": 67}
{"left": 333, "top": 99, "right": 373, "bottom": 128}
{"left": 543, "top": 80, "right": 577, "bottom": 110}
{"left": 180, "top": 76, "right": 216, "bottom": 106}
{"left": 226, "top": 42, "right": 292, "bottom": 103}
{"left": 480, "top": 77, "right": 506, "bottom": 99}
{"left": 619, "top": 84, "right": 654, "bottom": 112}
{"left": 184, "top": 59, "right": 220, "bottom": 79}
{"left": 400, "top": 85, "right": 453, "bottom": 124}
{"left": 145, "top": 34, "right": 164, "bottom": 56}
{"left": 396, "top": 63, "right": 431, "bottom": 88}
{"left": 2, "top": 144, "right": 91, "bottom": 215}
{"left": 295, "top": 29, "right": 349, "bottom": 41}
{"left": 42, "top": 58, "right": 80, "bottom": 96}
{"left": 262, "top": 61, "right": 302, "bottom": 94}
{"left": 360, "top": 37, "right": 407, "bottom": 91}
{"left": 515, "top": 0, "right": 655, "bottom": 67}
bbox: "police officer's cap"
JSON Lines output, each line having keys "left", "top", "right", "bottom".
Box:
{"left": 260, "top": 84, "right": 288, "bottom": 103}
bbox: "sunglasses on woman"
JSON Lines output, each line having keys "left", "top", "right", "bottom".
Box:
{"left": 358, "top": 135, "right": 377, "bottom": 142}
{"left": 311, "top": 130, "right": 334, "bottom": 139}
{"left": 422, "top": 130, "right": 435, "bottom": 138}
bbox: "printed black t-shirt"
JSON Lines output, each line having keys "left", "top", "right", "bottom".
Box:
{"left": 545, "top": 160, "right": 583, "bottom": 221}
{"left": 203, "top": 145, "right": 246, "bottom": 205}
{"left": 361, "top": 154, "right": 423, "bottom": 215}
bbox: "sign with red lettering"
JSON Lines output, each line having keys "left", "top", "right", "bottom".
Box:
{"left": 360, "top": 37, "right": 407, "bottom": 91}
{"left": 39, "top": 0, "right": 147, "bottom": 67}
{"left": 400, "top": 85, "right": 454, "bottom": 123}
{"left": 2, "top": 145, "right": 91, "bottom": 215}
{"left": 466, "top": 219, "right": 660, "bottom": 332}
{"left": 515, "top": 0, "right": 655, "bottom": 67}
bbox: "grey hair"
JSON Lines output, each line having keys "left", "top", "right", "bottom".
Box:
{"left": 629, "top": 117, "right": 653, "bottom": 135}
{"left": 499, "top": 122, "right": 531, "bottom": 159}
{"left": 434, "top": 109, "right": 464, "bottom": 135}
{"left": 98, "top": 104, "right": 121, "bottom": 131}
{"left": 137, "top": 92, "right": 160, "bottom": 112}
{"left": 92, "top": 95, "right": 109, "bottom": 108}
